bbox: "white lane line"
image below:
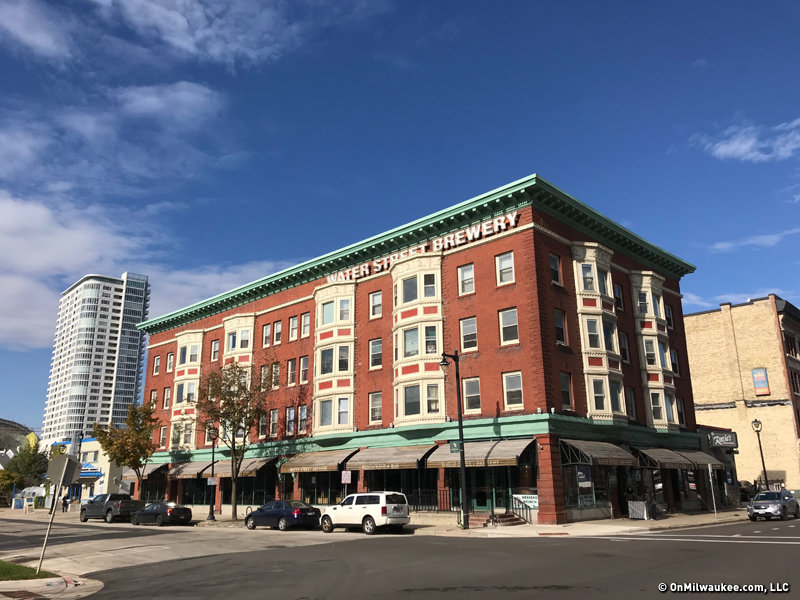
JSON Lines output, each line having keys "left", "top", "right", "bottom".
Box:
{"left": 588, "top": 536, "right": 800, "bottom": 545}
{"left": 773, "top": 527, "right": 780, "bottom": 531}
{"left": 649, "top": 534, "right": 800, "bottom": 539}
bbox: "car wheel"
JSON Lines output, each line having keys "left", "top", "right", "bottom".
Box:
{"left": 105, "top": 510, "right": 114, "bottom": 523}
{"left": 155, "top": 514, "right": 165, "bottom": 527}
{"left": 749, "top": 515, "right": 757, "bottom": 522}
{"left": 278, "top": 517, "right": 289, "bottom": 531}
{"left": 794, "top": 505, "right": 800, "bottom": 519}
{"left": 245, "top": 516, "right": 256, "bottom": 530}
{"left": 362, "top": 516, "right": 376, "bottom": 535}
{"left": 131, "top": 515, "right": 139, "bottom": 526}
{"left": 79, "top": 510, "right": 88, "bottom": 523}
{"left": 321, "top": 516, "right": 334, "bottom": 533}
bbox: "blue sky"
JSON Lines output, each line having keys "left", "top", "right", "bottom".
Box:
{"left": 1, "top": 1, "right": 799, "bottom": 432}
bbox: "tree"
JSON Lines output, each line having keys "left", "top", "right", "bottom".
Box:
{"left": 93, "top": 402, "right": 159, "bottom": 498}
{"left": 197, "top": 360, "right": 269, "bottom": 520}
{"left": 0, "top": 435, "right": 49, "bottom": 503}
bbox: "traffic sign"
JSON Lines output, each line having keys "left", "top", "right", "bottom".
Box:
{"left": 47, "top": 455, "right": 81, "bottom": 485}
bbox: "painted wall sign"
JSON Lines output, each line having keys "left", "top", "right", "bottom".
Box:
{"left": 752, "top": 368, "right": 770, "bottom": 396}
{"left": 708, "top": 431, "right": 738, "bottom": 448}
{"left": 327, "top": 211, "right": 520, "bottom": 283}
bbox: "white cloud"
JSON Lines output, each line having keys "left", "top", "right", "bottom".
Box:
{"left": 691, "top": 58, "right": 708, "bottom": 69}
{"left": 680, "top": 292, "right": 715, "bottom": 309}
{"left": 714, "top": 288, "right": 797, "bottom": 305}
{"left": 0, "top": 126, "right": 52, "bottom": 178}
{"left": 696, "top": 117, "right": 800, "bottom": 163}
{"left": 114, "top": 81, "right": 224, "bottom": 129}
{"left": 710, "top": 227, "right": 800, "bottom": 253}
{"left": 0, "top": 0, "right": 73, "bottom": 59}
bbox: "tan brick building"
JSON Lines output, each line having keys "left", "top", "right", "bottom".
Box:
{"left": 685, "top": 296, "right": 800, "bottom": 489}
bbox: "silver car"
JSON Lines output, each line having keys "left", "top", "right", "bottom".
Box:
{"left": 747, "top": 491, "right": 799, "bottom": 521}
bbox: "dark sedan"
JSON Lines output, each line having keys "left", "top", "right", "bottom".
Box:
{"left": 245, "top": 500, "right": 320, "bottom": 531}
{"left": 131, "top": 502, "right": 193, "bottom": 526}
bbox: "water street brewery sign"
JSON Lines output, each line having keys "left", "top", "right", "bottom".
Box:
{"left": 708, "top": 431, "right": 738, "bottom": 448}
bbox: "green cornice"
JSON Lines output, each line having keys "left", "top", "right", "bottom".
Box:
{"left": 139, "top": 174, "right": 696, "bottom": 334}
{"left": 148, "top": 414, "right": 701, "bottom": 464}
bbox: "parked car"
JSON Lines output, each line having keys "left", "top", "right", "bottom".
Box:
{"left": 244, "top": 500, "right": 320, "bottom": 531}
{"left": 131, "top": 502, "right": 193, "bottom": 526}
{"left": 79, "top": 493, "right": 146, "bottom": 523}
{"left": 320, "top": 491, "right": 410, "bottom": 535}
{"left": 747, "top": 491, "right": 800, "bottom": 521}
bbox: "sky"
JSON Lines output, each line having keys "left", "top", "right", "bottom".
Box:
{"left": 1, "top": 1, "right": 799, "bottom": 432}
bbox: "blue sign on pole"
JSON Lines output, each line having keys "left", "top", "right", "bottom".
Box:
{"left": 449, "top": 441, "right": 460, "bottom": 453}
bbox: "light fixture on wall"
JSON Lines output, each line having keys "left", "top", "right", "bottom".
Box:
{"left": 536, "top": 407, "right": 542, "bottom": 414}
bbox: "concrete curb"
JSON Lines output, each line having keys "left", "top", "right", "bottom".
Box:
{"left": 0, "top": 574, "right": 104, "bottom": 600}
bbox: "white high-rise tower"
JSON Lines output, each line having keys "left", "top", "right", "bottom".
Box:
{"left": 41, "top": 272, "right": 150, "bottom": 447}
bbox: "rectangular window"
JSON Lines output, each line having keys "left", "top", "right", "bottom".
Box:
{"left": 369, "top": 392, "right": 382, "bottom": 423}
{"left": 499, "top": 308, "right": 519, "bottom": 344}
{"left": 183, "top": 426, "right": 192, "bottom": 445}
{"left": 211, "top": 339, "right": 219, "bottom": 361}
{"left": 619, "top": 332, "right": 630, "bottom": 362}
{"left": 287, "top": 358, "right": 297, "bottom": 385}
{"left": 258, "top": 415, "right": 267, "bottom": 437}
{"left": 638, "top": 291, "right": 648, "bottom": 315}
{"left": 602, "top": 319, "right": 615, "bottom": 352}
{"left": 337, "top": 397, "right": 349, "bottom": 425}
{"left": 670, "top": 349, "right": 680, "bottom": 376}
{"left": 286, "top": 407, "right": 295, "bottom": 435}
{"left": 186, "top": 381, "right": 196, "bottom": 402}
{"left": 425, "top": 325, "right": 437, "bottom": 354}
{"left": 370, "top": 339, "right": 382, "bottom": 368}
{"left": 289, "top": 316, "right": 298, "bottom": 340}
{"left": 503, "top": 372, "right": 523, "bottom": 408}
{"left": 369, "top": 291, "right": 382, "bottom": 318}
{"left": 625, "top": 386, "right": 636, "bottom": 419}
{"left": 227, "top": 333, "right": 236, "bottom": 352}
{"left": 426, "top": 384, "right": 439, "bottom": 413}
{"left": 423, "top": 273, "right": 436, "bottom": 297}
{"left": 464, "top": 378, "right": 481, "bottom": 412}
{"left": 650, "top": 392, "right": 663, "bottom": 421}
{"left": 301, "top": 312, "right": 310, "bottom": 337}
{"left": 555, "top": 309, "right": 567, "bottom": 344}
{"left": 298, "top": 405, "right": 308, "bottom": 432}
{"left": 665, "top": 304, "right": 674, "bottom": 329}
{"left": 581, "top": 264, "right": 594, "bottom": 291}
{"left": 597, "top": 269, "right": 608, "bottom": 295}
{"left": 176, "top": 383, "right": 184, "bottom": 404}
{"left": 461, "top": 317, "right": 477, "bottom": 351}
{"left": 665, "top": 393, "right": 675, "bottom": 423}
{"left": 613, "top": 283, "right": 624, "bottom": 310}
{"left": 163, "top": 387, "right": 171, "bottom": 410}
{"left": 587, "top": 319, "right": 601, "bottom": 348}
{"left": 402, "top": 276, "right": 418, "bottom": 303}
{"left": 153, "top": 356, "right": 160, "bottom": 375}
{"left": 338, "top": 346, "right": 349, "bottom": 372}
{"left": 399, "top": 327, "right": 418, "bottom": 357}
{"left": 645, "top": 339, "right": 656, "bottom": 366}
{"left": 560, "top": 372, "right": 572, "bottom": 408}
{"left": 658, "top": 342, "right": 668, "bottom": 369}
{"left": 593, "top": 379, "right": 605, "bottom": 411}
{"left": 167, "top": 353, "right": 173, "bottom": 372}
{"left": 238, "top": 332, "right": 248, "bottom": 350}
{"left": 260, "top": 364, "right": 269, "bottom": 390}
{"left": 404, "top": 385, "right": 420, "bottom": 416}
{"left": 339, "top": 299, "right": 350, "bottom": 321}
{"left": 271, "top": 362, "right": 280, "bottom": 388}
{"left": 458, "top": 264, "right": 475, "bottom": 295}
{"left": 150, "top": 389, "right": 157, "bottom": 405}
{"left": 549, "top": 254, "right": 561, "bottom": 284}
{"left": 179, "top": 346, "right": 188, "bottom": 365}
{"left": 610, "top": 380, "right": 622, "bottom": 412}
{"left": 496, "top": 252, "right": 515, "bottom": 284}
{"left": 322, "top": 301, "right": 334, "bottom": 325}
{"left": 273, "top": 321, "right": 281, "bottom": 344}
{"left": 676, "top": 398, "right": 686, "bottom": 426}
{"left": 320, "top": 348, "right": 333, "bottom": 375}
{"left": 262, "top": 323, "right": 271, "bottom": 347}
{"left": 652, "top": 294, "right": 661, "bottom": 318}
{"left": 300, "top": 356, "right": 309, "bottom": 383}
{"left": 270, "top": 408, "right": 278, "bottom": 436}
{"left": 159, "top": 426, "right": 167, "bottom": 447}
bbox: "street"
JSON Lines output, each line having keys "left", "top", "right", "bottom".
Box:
{"left": 2, "top": 515, "right": 799, "bottom": 599}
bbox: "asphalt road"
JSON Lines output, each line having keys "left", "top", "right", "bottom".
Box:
{"left": 81, "top": 520, "right": 798, "bottom": 600}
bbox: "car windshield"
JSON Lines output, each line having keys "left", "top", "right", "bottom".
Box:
{"left": 288, "top": 500, "right": 311, "bottom": 508}
{"left": 754, "top": 492, "right": 780, "bottom": 501}
{"left": 385, "top": 494, "right": 407, "bottom": 504}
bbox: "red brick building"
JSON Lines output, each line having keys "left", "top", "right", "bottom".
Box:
{"left": 138, "top": 174, "right": 719, "bottom": 524}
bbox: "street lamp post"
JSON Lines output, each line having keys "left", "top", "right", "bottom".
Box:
{"left": 440, "top": 350, "right": 469, "bottom": 529}
{"left": 751, "top": 419, "right": 769, "bottom": 492}
{"left": 207, "top": 430, "right": 217, "bottom": 521}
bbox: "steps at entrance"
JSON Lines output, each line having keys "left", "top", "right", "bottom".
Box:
{"left": 467, "top": 512, "right": 527, "bottom": 527}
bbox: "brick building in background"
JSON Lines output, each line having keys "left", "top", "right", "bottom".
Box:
{"left": 686, "top": 296, "right": 800, "bottom": 490}
{"left": 138, "top": 174, "right": 719, "bottom": 524}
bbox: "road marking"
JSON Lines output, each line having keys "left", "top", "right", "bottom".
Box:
{"left": 773, "top": 527, "right": 780, "bottom": 531}
{"left": 589, "top": 536, "right": 800, "bottom": 545}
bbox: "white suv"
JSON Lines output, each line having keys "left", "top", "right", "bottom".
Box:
{"left": 321, "top": 491, "right": 410, "bottom": 535}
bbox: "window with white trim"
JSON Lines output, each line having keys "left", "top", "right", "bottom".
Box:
{"left": 592, "top": 378, "right": 605, "bottom": 411}
{"left": 581, "top": 264, "right": 595, "bottom": 291}
{"left": 613, "top": 283, "right": 624, "bottom": 310}
{"left": 286, "top": 407, "right": 295, "bottom": 435}
{"left": 670, "top": 349, "right": 680, "bottom": 376}
{"left": 269, "top": 408, "right": 278, "bottom": 436}
{"left": 182, "top": 425, "right": 192, "bottom": 445}
{"left": 159, "top": 426, "right": 167, "bottom": 447}
{"left": 179, "top": 346, "right": 188, "bottom": 365}
{"left": 625, "top": 386, "right": 636, "bottom": 419}
{"left": 423, "top": 274, "right": 436, "bottom": 297}
{"left": 338, "top": 346, "right": 349, "bottom": 371}
{"left": 403, "top": 328, "right": 419, "bottom": 358}
{"left": 153, "top": 356, "right": 160, "bottom": 375}
{"left": 426, "top": 384, "right": 440, "bottom": 413}
{"left": 597, "top": 269, "right": 608, "bottom": 295}
{"left": 273, "top": 321, "right": 281, "bottom": 344}
{"left": 319, "top": 345, "right": 349, "bottom": 375}
{"left": 676, "top": 397, "right": 685, "bottom": 426}
{"left": 271, "top": 362, "right": 280, "bottom": 389}
{"left": 287, "top": 358, "right": 297, "bottom": 385}
{"left": 619, "top": 332, "right": 630, "bottom": 362}
{"left": 503, "top": 372, "right": 523, "bottom": 409}
{"left": 499, "top": 308, "right": 519, "bottom": 344}
{"left": 339, "top": 299, "right": 350, "bottom": 321}
{"left": 237, "top": 333, "right": 248, "bottom": 351}
{"left": 298, "top": 405, "right": 308, "bottom": 432}
{"left": 301, "top": 312, "right": 310, "bottom": 337}
{"left": 461, "top": 317, "right": 477, "bottom": 352}
{"left": 289, "top": 316, "right": 298, "bottom": 340}
{"left": 644, "top": 339, "right": 656, "bottom": 366}
{"left": 258, "top": 415, "right": 267, "bottom": 437}
{"left": 464, "top": 377, "right": 481, "bottom": 412}
{"left": 163, "top": 387, "right": 170, "bottom": 409}
{"left": 211, "top": 339, "right": 219, "bottom": 361}
{"left": 658, "top": 342, "right": 668, "bottom": 369}
{"left": 665, "top": 393, "right": 675, "bottom": 423}
{"left": 403, "top": 385, "right": 420, "bottom": 416}
{"left": 458, "top": 264, "right": 474, "bottom": 295}
{"left": 167, "top": 353, "right": 174, "bottom": 372}
{"left": 260, "top": 364, "right": 269, "bottom": 390}
{"left": 369, "top": 339, "right": 382, "bottom": 368}
{"left": 650, "top": 392, "right": 663, "bottom": 421}
{"left": 586, "top": 319, "right": 601, "bottom": 349}
{"left": 560, "top": 372, "right": 572, "bottom": 408}
{"left": 369, "top": 291, "right": 382, "bottom": 318}
{"left": 609, "top": 380, "right": 622, "bottom": 412}
{"left": 402, "top": 276, "right": 418, "bottom": 303}
{"left": 637, "top": 291, "right": 649, "bottom": 315}
{"left": 262, "top": 323, "right": 271, "bottom": 347}
{"left": 337, "top": 397, "right": 350, "bottom": 425}
{"left": 665, "top": 304, "right": 674, "bottom": 328}
{"left": 369, "top": 392, "right": 382, "bottom": 423}
{"left": 652, "top": 294, "right": 661, "bottom": 318}
{"left": 321, "top": 301, "right": 334, "bottom": 325}
{"left": 549, "top": 254, "right": 561, "bottom": 284}
{"left": 602, "top": 319, "right": 616, "bottom": 352}
{"left": 300, "top": 356, "right": 309, "bottom": 383}
{"left": 227, "top": 332, "right": 237, "bottom": 351}
{"left": 150, "top": 389, "right": 157, "bottom": 405}
{"left": 424, "top": 325, "right": 437, "bottom": 354}
{"left": 496, "top": 252, "right": 515, "bottom": 285}
{"left": 555, "top": 309, "right": 567, "bottom": 344}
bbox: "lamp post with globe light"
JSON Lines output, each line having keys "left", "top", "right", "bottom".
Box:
{"left": 439, "top": 350, "right": 469, "bottom": 529}
{"left": 751, "top": 419, "right": 769, "bottom": 492}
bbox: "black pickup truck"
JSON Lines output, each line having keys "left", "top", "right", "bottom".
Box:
{"left": 79, "top": 493, "right": 146, "bottom": 523}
